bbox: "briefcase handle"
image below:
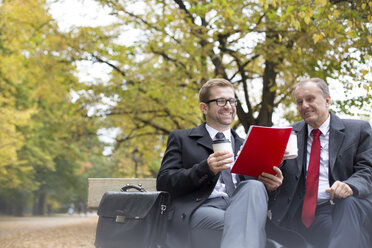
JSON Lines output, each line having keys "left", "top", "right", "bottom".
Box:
{"left": 121, "top": 184, "right": 147, "bottom": 192}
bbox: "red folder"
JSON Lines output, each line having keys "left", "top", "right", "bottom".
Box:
{"left": 231, "top": 125, "right": 292, "bottom": 177}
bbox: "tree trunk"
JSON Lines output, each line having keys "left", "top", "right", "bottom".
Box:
{"left": 33, "top": 188, "right": 46, "bottom": 215}
{"left": 257, "top": 60, "right": 277, "bottom": 127}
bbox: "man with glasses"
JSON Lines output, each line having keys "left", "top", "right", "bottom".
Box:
{"left": 157, "top": 78, "right": 286, "bottom": 248}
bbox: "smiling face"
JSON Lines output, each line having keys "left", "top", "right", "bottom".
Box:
{"left": 199, "top": 86, "right": 236, "bottom": 131}
{"left": 294, "top": 81, "right": 331, "bottom": 129}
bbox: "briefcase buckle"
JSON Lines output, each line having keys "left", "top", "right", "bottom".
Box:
{"left": 161, "top": 204, "right": 166, "bottom": 214}
{"left": 116, "top": 215, "right": 126, "bottom": 223}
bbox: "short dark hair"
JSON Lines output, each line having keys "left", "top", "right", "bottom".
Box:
{"left": 292, "top": 78, "right": 330, "bottom": 100}
{"left": 199, "top": 78, "right": 234, "bottom": 103}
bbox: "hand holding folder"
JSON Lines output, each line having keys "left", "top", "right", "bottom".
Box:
{"left": 231, "top": 125, "right": 293, "bottom": 177}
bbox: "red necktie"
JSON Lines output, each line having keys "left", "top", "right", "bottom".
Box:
{"left": 301, "top": 129, "right": 321, "bottom": 228}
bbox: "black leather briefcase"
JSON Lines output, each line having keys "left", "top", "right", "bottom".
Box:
{"left": 95, "top": 185, "right": 170, "bottom": 248}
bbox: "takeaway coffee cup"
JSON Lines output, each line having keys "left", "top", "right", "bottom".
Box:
{"left": 285, "top": 132, "right": 298, "bottom": 159}
{"left": 212, "top": 138, "right": 234, "bottom": 168}
{"left": 212, "top": 139, "right": 233, "bottom": 153}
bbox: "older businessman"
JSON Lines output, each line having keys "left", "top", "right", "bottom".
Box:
{"left": 270, "top": 78, "right": 372, "bottom": 248}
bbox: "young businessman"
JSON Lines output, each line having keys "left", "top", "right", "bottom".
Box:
{"left": 270, "top": 78, "right": 372, "bottom": 247}
{"left": 157, "top": 78, "right": 285, "bottom": 248}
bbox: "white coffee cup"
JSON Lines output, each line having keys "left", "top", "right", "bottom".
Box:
{"left": 285, "top": 133, "right": 298, "bottom": 159}
{"left": 212, "top": 140, "right": 233, "bottom": 154}
{"left": 212, "top": 140, "right": 234, "bottom": 168}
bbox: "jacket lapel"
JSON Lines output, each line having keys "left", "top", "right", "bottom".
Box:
{"left": 329, "top": 112, "right": 345, "bottom": 173}
{"left": 232, "top": 129, "right": 244, "bottom": 156}
{"left": 189, "top": 123, "right": 213, "bottom": 151}
{"left": 293, "top": 122, "right": 307, "bottom": 177}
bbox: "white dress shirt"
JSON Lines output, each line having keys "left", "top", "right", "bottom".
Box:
{"left": 306, "top": 116, "right": 331, "bottom": 204}
{"left": 205, "top": 124, "right": 238, "bottom": 199}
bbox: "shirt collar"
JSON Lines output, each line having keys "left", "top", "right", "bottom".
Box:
{"left": 307, "top": 115, "right": 330, "bottom": 137}
{"left": 205, "top": 124, "right": 232, "bottom": 141}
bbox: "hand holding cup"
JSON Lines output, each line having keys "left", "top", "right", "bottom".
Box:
{"left": 284, "top": 132, "right": 298, "bottom": 160}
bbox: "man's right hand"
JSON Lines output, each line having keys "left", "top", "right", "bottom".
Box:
{"left": 207, "top": 151, "right": 234, "bottom": 175}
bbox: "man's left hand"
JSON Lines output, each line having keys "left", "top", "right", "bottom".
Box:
{"left": 325, "top": 180, "right": 353, "bottom": 201}
{"left": 258, "top": 166, "right": 283, "bottom": 192}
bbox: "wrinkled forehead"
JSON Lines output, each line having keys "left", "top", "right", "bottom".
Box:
{"left": 294, "top": 81, "right": 323, "bottom": 99}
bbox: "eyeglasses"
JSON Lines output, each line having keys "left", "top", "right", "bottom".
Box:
{"left": 206, "top": 98, "right": 238, "bottom": 107}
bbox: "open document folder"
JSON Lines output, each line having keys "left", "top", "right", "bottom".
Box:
{"left": 231, "top": 125, "right": 292, "bottom": 177}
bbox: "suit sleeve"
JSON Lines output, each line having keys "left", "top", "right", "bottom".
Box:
{"left": 343, "top": 121, "right": 372, "bottom": 197}
{"left": 156, "top": 131, "right": 216, "bottom": 198}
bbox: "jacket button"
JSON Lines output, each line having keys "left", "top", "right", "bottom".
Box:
{"left": 181, "top": 213, "right": 186, "bottom": 219}
{"left": 195, "top": 198, "right": 202, "bottom": 202}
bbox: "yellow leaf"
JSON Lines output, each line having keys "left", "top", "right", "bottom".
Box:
{"left": 320, "top": 0, "right": 327, "bottom": 6}
{"left": 360, "top": 69, "right": 368, "bottom": 77}
{"left": 304, "top": 16, "right": 311, "bottom": 24}
{"left": 279, "top": 34, "right": 282, "bottom": 42}
{"left": 308, "top": 9, "right": 314, "bottom": 17}
{"left": 361, "top": 3, "right": 366, "bottom": 9}
{"left": 272, "top": 0, "right": 277, "bottom": 8}
{"left": 313, "top": 33, "right": 323, "bottom": 44}
{"left": 294, "top": 20, "right": 301, "bottom": 30}
{"left": 368, "top": 36, "right": 372, "bottom": 43}
{"left": 333, "top": 10, "right": 340, "bottom": 18}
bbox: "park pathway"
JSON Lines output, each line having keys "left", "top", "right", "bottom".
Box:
{"left": 0, "top": 213, "right": 98, "bottom": 248}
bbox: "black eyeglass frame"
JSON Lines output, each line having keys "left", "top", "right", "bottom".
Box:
{"left": 206, "top": 98, "right": 238, "bottom": 107}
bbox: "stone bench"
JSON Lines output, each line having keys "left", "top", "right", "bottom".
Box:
{"left": 87, "top": 178, "right": 157, "bottom": 210}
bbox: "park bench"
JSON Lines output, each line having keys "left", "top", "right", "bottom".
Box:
{"left": 87, "top": 178, "right": 157, "bottom": 210}
{"left": 88, "top": 178, "right": 372, "bottom": 246}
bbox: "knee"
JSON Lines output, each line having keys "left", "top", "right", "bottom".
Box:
{"left": 334, "top": 196, "right": 367, "bottom": 218}
{"left": 236, "top": 180, "right": 266, "bottom": 196}
{"left": 337, "top": 196, "right": 359, "bottom": 208}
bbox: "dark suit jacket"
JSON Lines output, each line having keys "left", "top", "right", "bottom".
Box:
{"left": 156, "top": 123, "right": 244, "bottom": 247}
{"left": 269, "top": 112, "right": 372, "bottom": 226}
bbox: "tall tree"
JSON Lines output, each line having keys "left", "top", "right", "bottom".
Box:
{"left": 0, "top": 0, "right": 106, "bottom": 215}
{"left": 65, "top": 0, "right": 371, "bottom": 168}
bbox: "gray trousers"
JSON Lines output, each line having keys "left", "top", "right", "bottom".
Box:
{"left": 190, "top": 180, "right": 268, "bottom": 248}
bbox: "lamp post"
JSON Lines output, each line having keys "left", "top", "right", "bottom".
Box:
{"left": 132, "top": 148, "right": 141, "bottom": 177}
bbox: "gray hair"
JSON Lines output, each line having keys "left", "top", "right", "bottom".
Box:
{"left": 292, "top": 78, "right": 330, "bottom": 99}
